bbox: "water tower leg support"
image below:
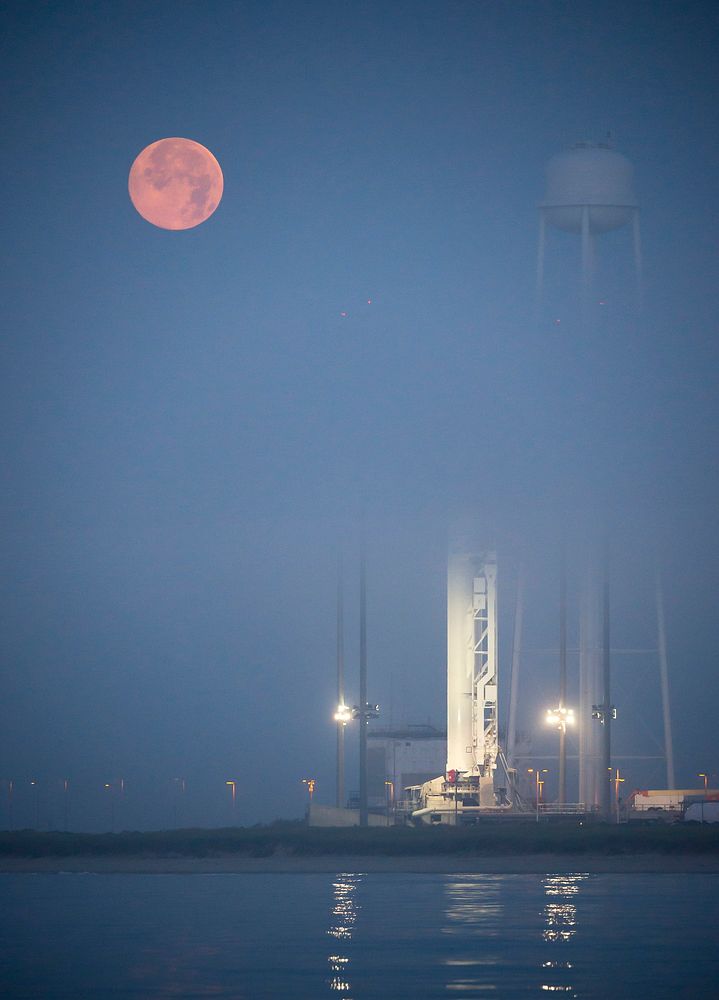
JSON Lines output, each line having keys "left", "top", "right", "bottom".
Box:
{"left": 536, "top": 212, "right": 546, "bottom": 314}
{"left": 581, "top": 206, "right": 591, "bottom": 296}
{"left": 656, "top": 567, "right": 676, "bottom": 789}
{"left": 633, "top": 210, "right": 643, "bottom": 311}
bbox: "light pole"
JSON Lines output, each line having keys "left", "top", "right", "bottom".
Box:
{"left": 302, "top": 778, "right": 316, "bottom": 812}
{"left": 599, "top": 540, "right": 613, "bottom": 819}
{"left": 545, "top": 706, "right": 575, "bottom": 807}
{"left": 225, "top": 780, "right": 238, "bottom": 823}
{"left": 359, "top": 532, "right": 368, "bottom": 827}
{"left": 117, "top": 777, "right": 124, "bottom": 830}
{"left": 334, "top": 704, "right": 352, "bottom": 809}
{"left": 384, "top": 780, "right": 394, "bottom": 826}
{"left": 104, "top": 783, "right": 115, "bottom": 832}
{"left": 558, "top": 544, "right": 567, "bottom": 804}
{"left": 173, "top": 778, "right": 186, "bottom": 827}
{"left": 7, "top": 779, "right": 14, "bottom": 831}
{"left": 335, "top": 552, "right": 347, "bottom": 810}
{"left": 698, "top": 774, "right": 709, "bottom": 823}
{"left": 63, "top": 779, "right": 69, "bottom": 832}
{"left": 31, "top": 780, "right": 39, "bottom": 829}
{"left": 610, "top": 768, "right": 625, "bottom": 824}
{"left": 356, "top": 525, "right": 381, "bottom": 828}
{"left": 528, "top": 768, "right": 548, "bottom": 823}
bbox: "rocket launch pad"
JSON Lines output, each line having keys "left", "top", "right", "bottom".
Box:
{"left": 411, "top": 547, "right": 510, "bottom": 823}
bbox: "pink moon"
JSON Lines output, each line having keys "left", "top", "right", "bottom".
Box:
{"left": 128, "top": 137, "right": 224, "bottom": 230}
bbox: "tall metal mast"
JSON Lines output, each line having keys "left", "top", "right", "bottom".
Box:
{"left": 579, "top": 564, "right": 590, "bottom": 808}
{"left": 656, "top": 567, "right": 675, "bottom": 788}
{"left": 336, "top": 553, "right": 345, "bottom": 808}
{"left": 558, "top": 545, "right": 568, "bottom": 804}
{"left": 359, "top": 536, "right": 368, "bottom": 826}
{"left": 598, "top": 541, "right": 612, "bottom": 818}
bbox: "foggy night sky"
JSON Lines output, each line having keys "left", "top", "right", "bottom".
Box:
{"left": 1, "top": 0, "right": 718, "bottom": 829}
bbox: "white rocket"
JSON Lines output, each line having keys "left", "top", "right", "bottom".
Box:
{"left": 411, "top": 546, "right": 500, "bottom": 821}
{"left": 446, "top": 549, "right": 499, "bottom": 780}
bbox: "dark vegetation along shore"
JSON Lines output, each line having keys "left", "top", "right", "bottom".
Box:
{"left": 1, "top": 820, "right": 718, "bottom": 860}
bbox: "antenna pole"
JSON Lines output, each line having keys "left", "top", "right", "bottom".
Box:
{"left": 336, "top": 552, "right": 345, "bottom": 808}
{"left": 656, "top": 566, "right": 675, "bottom": 788}
{"left": 599, "top": 538, "right": 612, "bottom": 818}
{"left": 359, "top": 526, "right": 368, "bottom": 827}
{"left": 559, "top": 543, "right": 568, "bottom": 805}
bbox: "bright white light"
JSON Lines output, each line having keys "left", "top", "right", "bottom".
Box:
{"left": 334, "top": 704, "right": 352, "bottom": 724}
{"left": 546, "top": 706, "right": 575, "bottom": 730}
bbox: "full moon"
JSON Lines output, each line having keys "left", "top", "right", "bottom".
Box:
{"left": 128, "top": 137, "right": 224, "bottom": 230}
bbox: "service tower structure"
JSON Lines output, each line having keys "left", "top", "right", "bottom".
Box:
{"left": 412, "top": 548, "right": 504, "bottom": 823}
{"left": 446, "top": 549, "right": 499, "bottom": 799}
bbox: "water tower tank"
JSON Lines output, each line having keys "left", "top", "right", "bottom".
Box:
{"left": 541, "top": 141, "right": 637, "bottom": 234}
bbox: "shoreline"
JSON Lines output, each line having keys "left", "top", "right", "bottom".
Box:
{"left": 1, "top": 853, "right": 718, "bottom": 874}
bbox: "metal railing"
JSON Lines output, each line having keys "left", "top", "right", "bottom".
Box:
{"left": 538, "top": 802, "right": 586, "bottom": 814}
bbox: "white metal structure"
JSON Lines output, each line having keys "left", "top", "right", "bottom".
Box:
{"left": 446, "top": 550, "right": 499, "bottom": 780}
{"left": 537, "top": 140, "right": 642, "bottom": 308}
{"left": 684, "top": 801, "right": 719, "bottom": 823}
{"left": 542, "top": 141, "right": 637, "bottom": 233}
{"left": 631, "top": 789, "right": 717, "bottom": 813}
{"left": 412, "top": 549, "right": 504, "bottom": 823}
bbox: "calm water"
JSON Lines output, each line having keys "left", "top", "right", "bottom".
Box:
{"left": 1, "top": 872, "right": 717, "bottom": 998}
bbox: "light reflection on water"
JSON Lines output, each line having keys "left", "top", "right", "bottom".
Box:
{"left": 442, "top": 876, "right": 502, "bottom": 995}
{"left": 541, "top": 874, "right": 587, "bottom": 997}
{"left": 326, "top": 873, "right": 362, "bottom": 996}
{"left": 1, "top": 872, "right": 718, "bottom": 998}
{"left": 441, "top": 874, "right": 589, "bottom": 996}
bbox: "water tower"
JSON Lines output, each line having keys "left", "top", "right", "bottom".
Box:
{"left": 536, "top": 140, "right": 642, "bottom": 309}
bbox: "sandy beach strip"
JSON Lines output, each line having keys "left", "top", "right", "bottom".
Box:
{"left": 1, "top": 853, "right": 718, "bottom": 874}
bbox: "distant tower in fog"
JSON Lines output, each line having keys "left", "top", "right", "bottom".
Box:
{"left": 536, "top": 140, "right": 642, "bottom": 310}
